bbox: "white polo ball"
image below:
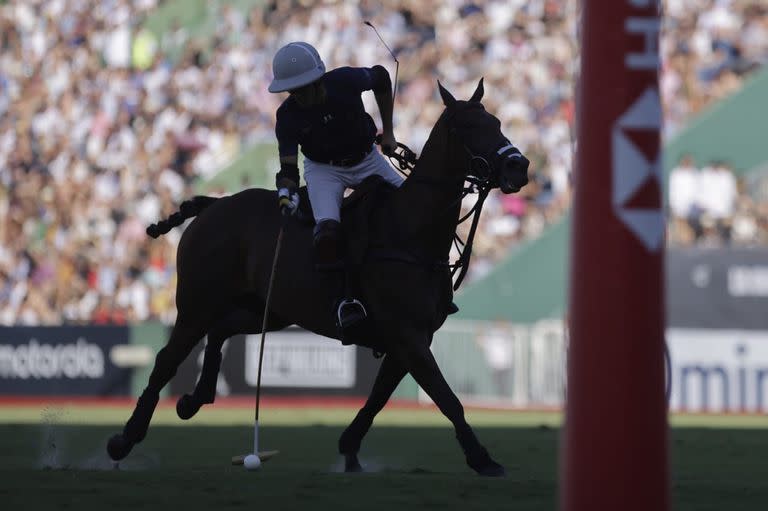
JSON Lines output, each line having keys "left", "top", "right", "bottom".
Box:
{"left": 243, "top": 454, "right": 262, "bottom": 471}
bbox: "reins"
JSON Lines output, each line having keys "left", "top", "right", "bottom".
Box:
{"left": 374, "top": 133, "right": 495, "bottom": 291}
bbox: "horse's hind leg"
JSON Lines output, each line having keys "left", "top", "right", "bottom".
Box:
{"left": 107, "top": 314, "right": 208, "bottom": 461}
{"left": 338, "top": 354, "right": 407, "bottom": 472}
{"left": 392, "top": 332, "right": 505, "bottom": 477}
{"left": 177, "top": 307, "right": 267, "bottom": 420}
{"left": 174, "top": 335, "right": 227, "bottom": 421}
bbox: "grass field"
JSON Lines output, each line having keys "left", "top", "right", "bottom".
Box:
{"left": 1, "top": 403, "right": 766, "bottom": 510}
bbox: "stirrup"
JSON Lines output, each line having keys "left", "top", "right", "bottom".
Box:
{"left": 336, "top": 298, "right": 367, "bottom": 330}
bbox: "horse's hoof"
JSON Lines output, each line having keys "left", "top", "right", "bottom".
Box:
{"left": 475, "top": 461, "right": 506, "bottom": 477}
{"left": 344, "top": 454, "right": 363, "bottom": 473}
{"left": 467, "top": 447, "right": 506, "bottom": 477}
{"left": 176, "top": 394, "right": 202, "bottom": 420}
{"left": 107, "top": 434, "right": 134, "bottom": 461}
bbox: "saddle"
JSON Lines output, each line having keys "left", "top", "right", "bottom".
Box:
{"left": 296, "top": 175, "right": 397, "bottom": 356}
{"left": 296, "top": 175, "right": 397, "bottom": 266}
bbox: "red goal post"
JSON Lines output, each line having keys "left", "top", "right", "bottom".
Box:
{"left": 561, "top": 1, "right": 669, "bottom": 510}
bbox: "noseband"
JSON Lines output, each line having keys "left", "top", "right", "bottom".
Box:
{"left": 374, "top": 105, "right": 509, "bottom": 290}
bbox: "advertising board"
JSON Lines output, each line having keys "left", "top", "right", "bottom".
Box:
{"left": 170, "top": 328, "right": 380, "bottom": 397}
{"left": 0, "top": 326, "right": 132, "bottom": 396}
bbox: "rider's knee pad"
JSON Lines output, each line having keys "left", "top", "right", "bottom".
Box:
{"left": 313, "top": 219, "right": 344, "bottom": 270}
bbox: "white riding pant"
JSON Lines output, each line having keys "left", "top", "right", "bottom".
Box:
{"left": 303, "top": 146, "right": 404, "bottom": 223}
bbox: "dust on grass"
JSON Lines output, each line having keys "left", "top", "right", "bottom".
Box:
{"left": 38, "top": 405, "right": 160, "bottom": 471}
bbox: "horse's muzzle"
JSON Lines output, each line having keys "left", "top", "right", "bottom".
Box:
{"left": 499, "top": 157, "right": 529, "bottom": 194}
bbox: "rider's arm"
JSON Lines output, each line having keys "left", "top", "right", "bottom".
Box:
{"left": 277, "top": 155, "right": 299, "bottom": 190}
{"left": 275, "top": 107, "right": 299, "bottom": 189}
{"left": 369, "top": 65, "right": 394, "bottom": 136}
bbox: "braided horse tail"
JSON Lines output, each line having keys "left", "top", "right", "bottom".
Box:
{"left": 145, "top": 196, "right": 219, "bottom": 238}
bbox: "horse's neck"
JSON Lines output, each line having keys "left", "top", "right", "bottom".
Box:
{"left": 395, "top": 120, "right": 465, "bottom": 258}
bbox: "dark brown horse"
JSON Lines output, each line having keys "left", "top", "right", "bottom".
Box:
{"left": 107, "top": 80, "right": 529, "bottom": 476}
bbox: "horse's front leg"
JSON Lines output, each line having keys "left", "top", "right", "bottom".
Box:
{"left": 391, "top": 328, "right": 505, "bottom": 477}
{"left": 338, "top": 353, "right": 407, "bottom": 472}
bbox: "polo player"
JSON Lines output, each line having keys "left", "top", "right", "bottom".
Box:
{"left": 268, "top": 41, "right": 403, "bottom": 333}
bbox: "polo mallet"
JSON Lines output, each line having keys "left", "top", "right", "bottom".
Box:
{"left": 364, "top": 20, "right": 398, "bottom": 104}
{"left": 365, "top": 20, "right": 412, "bottom": 171}
{"left": 231, "top": 215, "right": 289, "bottom": 467}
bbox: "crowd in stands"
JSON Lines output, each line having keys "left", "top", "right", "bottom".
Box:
{"left": 0, "top": 0, "right": 766, "bottom": 325}
{"left": 668, "top": 156, "right": 768, "bottom": 246}
{"left": 662, "top": 0, "right": 767, "bottom": 136}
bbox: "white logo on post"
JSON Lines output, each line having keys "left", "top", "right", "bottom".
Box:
{"left": 612, "top": 5, "right": 663, "bottom": 252}
{"left": 611, "top": 87, "right": 663, "bottom": 252}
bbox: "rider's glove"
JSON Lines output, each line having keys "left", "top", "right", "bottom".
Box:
{"left": 278, "top": 187, "right": 300, "bottom": 216}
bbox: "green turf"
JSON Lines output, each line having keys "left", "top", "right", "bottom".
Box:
{"left": 0, "top": 406, "right": 766, "bottom": 510}
{"left": 0, "top": 404, "right": 563, "bottom": 427}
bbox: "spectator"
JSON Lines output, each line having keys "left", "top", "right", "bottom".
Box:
{"left": 1, "top": 0, "right": 766, "bottom": 326}
{"left": 698, "top": 160, "right": 738, "bottom": 243}
{"left": 475, "top": 319, "right": 515, "bottom": 398}
{"left": 667, "top": 157, "right": 765, "bottom": 247}
{"left": 669, "top": 154, "right": 704, "bottom": 242}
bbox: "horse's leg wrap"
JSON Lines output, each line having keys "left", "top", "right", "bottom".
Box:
{"left": 123, "top": 343, "right": 186, "bottom": 443}
{"left": 393, "top": 338, "right": 505, "bottom": 476}
{"left": 339, "top": 354, "right": 406, "bottom": 455}
{"left": 147, "top": 344, "right": 187, "bottom": 390}
{"left": 115, "top": 321, "right": 200, "bottom": 454}
{"left": 193, "top": 343, "right": 223, "bottom": 404}
{"left": 455, "top": 427, "right": 486, "bottom": 460}
{"left": 123, "top": 389, "right": 159, "bottom": 444}
{"left": 177, "top": 342, "right": 223, "bottom": 421}
{"left": 179, "top": 307, "right": 273, "bottom": 421}
{"left": 338, "top": 410, "right": 373, "bottom": 456}
{"left": 459, "top": 430, "right": 504, "bottom": 476}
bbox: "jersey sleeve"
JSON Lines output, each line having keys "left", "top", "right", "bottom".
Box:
{"left": 338, "top": 66, "right": 376, "bottom": 94}
{"left": 275, "top": 107, "right": 299, "bottom": 157}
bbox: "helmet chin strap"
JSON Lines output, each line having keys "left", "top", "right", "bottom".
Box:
{"left": 292, "top": 81, "right": 325, "bottom": 107}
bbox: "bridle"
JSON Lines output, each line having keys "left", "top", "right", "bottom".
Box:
{"left": 376, "top": 104, "right": 513, "bottom": 290}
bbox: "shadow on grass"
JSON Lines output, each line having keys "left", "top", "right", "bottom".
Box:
{"left": 1, "top": 424, "right": 557, "bottom": 511}
{"left": 1, "top": 424, "right": 766, "bottom": 511}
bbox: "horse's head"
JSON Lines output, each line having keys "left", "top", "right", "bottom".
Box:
{"left": 438, "top": 79, "right": 529, "bottom": 194}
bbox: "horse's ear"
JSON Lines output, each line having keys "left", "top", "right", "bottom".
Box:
{"left": 438, "top": 81, "right": 456, "bottom": 107}
{"left": 469, "top": 77, "right": 484, "bottom": 103}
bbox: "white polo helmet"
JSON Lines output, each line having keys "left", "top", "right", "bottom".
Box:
{"left": 268, "top": 42, "right": 326, "bottom": 93}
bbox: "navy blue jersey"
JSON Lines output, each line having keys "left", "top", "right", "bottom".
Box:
{"left": 275, "top": 67, "right": 379, "bottom": 162}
